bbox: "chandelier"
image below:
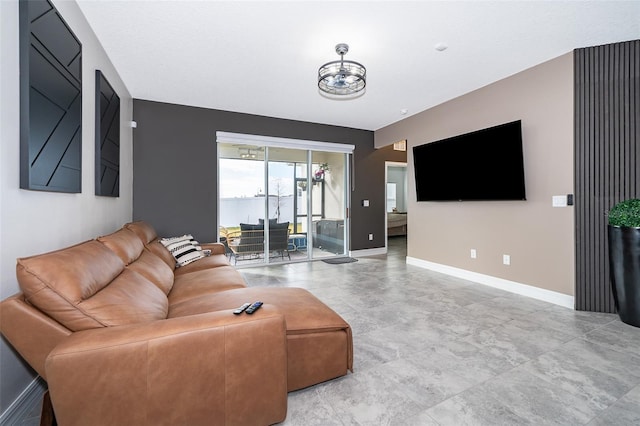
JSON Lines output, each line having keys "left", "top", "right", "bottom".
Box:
{"left": 240, "top": 149, "right": 257, "bottom": 159}
{"left": 318, "top": 43, "right": 366, "bottom": 96}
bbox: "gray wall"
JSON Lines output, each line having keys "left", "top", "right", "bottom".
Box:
{"left": 132, "top": 100, "right": 404, "bottom": 250}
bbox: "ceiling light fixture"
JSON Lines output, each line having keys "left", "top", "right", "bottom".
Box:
{"left": 318, "top": 43, "right": 366, "bottom": 97}
{"left": 240, "top": 149, "right": 257, "bottom": 159}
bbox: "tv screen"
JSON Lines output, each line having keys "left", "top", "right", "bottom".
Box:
{"left": 413, "top": 120, "right": 526, "bottom": 201}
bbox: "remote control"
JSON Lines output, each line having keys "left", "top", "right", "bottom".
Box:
{"left": 233, "top": 302, "right": 251, "bottom": 315}
{"left": 245, "top": 301, "right": 263, "bottom": 314}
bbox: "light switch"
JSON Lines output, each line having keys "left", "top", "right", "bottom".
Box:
{"left": 552, "top": 195, "right": 567, "bottom": 207}
{"left": 362, "top": 200, "right": 370, "bottom": 207}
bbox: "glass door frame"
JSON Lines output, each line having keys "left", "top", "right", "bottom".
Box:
{"left": 216, "top": 132, "right": 354, "bottom": 265}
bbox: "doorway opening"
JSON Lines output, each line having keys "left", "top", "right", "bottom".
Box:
{"left": 385, "top": 161, "right": 408, "bottom": 253}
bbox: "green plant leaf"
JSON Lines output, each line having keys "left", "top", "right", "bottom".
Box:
{"left": 608, "top": 199, "right": 640, "bottom": 227}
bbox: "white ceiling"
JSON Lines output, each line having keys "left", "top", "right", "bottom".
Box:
{"left": 76, "top": 1, "right": 639, "bottom": 131}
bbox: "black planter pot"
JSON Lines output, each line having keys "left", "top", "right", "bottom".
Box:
{"left": 608, "top": 225, "right": 640, "bottom": 327}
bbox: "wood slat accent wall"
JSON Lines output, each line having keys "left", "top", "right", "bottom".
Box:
{"left": 575, "top": 40, "right": 640, "bottom": 312}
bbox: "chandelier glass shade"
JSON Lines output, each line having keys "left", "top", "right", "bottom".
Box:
{"left": 318, "top": 43, "right": 366, "bottom": 96}
{"left": 240, "top": 149, "right": 257, "bottom": 159}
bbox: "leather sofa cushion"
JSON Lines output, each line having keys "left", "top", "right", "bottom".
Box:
{"left": 124, "top": 221, "right": 226, "bottom": 272}
{"left": 124, "top": 221, "right": 157, "bottom": 245}
{"left": 78, "top": 268, "right": 168, "bottom": 328}
{"left": 17, "top": 240, "right": 168, "bottom": 331}
{"left": 168, "top": 287, "right": 349, "bottom": 334}
{"left": 97, "top": 228, "right": 174, "bottom": 295}
{"left": 146, "top": 239, "right": 178, "bottom": 269}
{"left": 168, "top": 265, "right": 246, "bottom": 306}
{"left": 98, "top": 228, "right": 145, "bottom": 265}
{"left": 124, "top": 222, "right": 177, "bottom": 269}
{"left": 127, "top": 248, "right": 175, "bottom": 295}
{"left": 173, "top": 253, "right": 233, "bottom": 276}
{"left": 124, "top": 220, "right": 176, "bottom": 270}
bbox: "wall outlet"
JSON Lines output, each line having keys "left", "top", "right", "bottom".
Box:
{"left": 368, "top": 233, "right": 374, "bottom": 241}
{"left": 503, "top": 254, "right": 511, "bottom": 265}
{"left": 470, "top": 249, "right": 477, "bottom": 259}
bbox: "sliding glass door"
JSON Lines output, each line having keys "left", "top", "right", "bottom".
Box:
{"left": 218, "top": 144, "right": 267, "bottom": 264}
{"left": 310, "top": 151, "right": 347, "bottom": 259}
{"left": 217, "top": 133, "right": 352, "bottom": 266}
{"left": 267, "top": 147, "right": 308, "bottom": 263}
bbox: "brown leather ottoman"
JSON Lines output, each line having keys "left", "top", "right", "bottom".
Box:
{"left": 169, "top": 287, "right": 353, "bottom": 391}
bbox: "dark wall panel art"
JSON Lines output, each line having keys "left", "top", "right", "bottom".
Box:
{"left": 20, "top": 0, "right": 82, "bottom": 193}
{"left": 95, "top": 70, "right": 120, "bottom": 197}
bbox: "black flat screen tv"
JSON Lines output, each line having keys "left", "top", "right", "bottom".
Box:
{"left": 413, "top": 120, "right": 526, "bottom": 201}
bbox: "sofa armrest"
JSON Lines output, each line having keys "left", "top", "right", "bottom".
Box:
{"left": 200, "top": 242, "right": 226, "bottom": 255}
{"left": 0, "top": 294, "right": 72, "bottom": 379}
{"left": 46, "top": 307, "right": 287, "bottom": 426}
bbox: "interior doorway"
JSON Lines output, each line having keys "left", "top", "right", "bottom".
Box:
{"left": 385, "top": 162, "right": 408, "bottom": 252}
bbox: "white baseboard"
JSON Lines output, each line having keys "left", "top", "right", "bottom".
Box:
{"left": 406, "top": 257, "right": 575, "bottom": 309}
{"left": 0, "top": 376, "right": 46, "bottom": 426}
{"left": 349, "top": 247, "right": 387, "bottom": 257}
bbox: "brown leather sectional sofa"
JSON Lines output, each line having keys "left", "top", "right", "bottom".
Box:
{"left": 0, "top": 221, "right": 352, "bottom": 426}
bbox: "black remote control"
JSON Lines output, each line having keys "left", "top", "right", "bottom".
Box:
{"left": 245, "top": 301, "right": 263, "bottom": 314}
{"left": 233, "top": 302, "right": 251, "bottom": 315}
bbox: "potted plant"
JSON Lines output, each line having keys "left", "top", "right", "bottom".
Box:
{"left": 314, "top": 163, "right": 330, "bottom": 181}
{"left": 608, "top": 198, "right": 640, "bottom": 327}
